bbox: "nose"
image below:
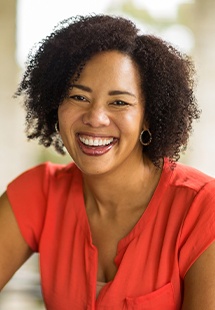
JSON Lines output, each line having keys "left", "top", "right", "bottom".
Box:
{"left": 82, "top": 105, "right": 110, "bottom": 127}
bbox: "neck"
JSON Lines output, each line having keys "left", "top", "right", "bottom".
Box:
{"left": 82, "top": 156, "right": 162, "bottom": 215}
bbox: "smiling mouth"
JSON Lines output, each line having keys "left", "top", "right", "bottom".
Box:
{"left": 77, "top": 134, "right": 117, "bottom": 156}
{"left": 79, "top": 135, "right": 114, "bottom": 146}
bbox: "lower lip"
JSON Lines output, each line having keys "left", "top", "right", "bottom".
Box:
{"left": 77, "top": 137, "right": 117, "bottom": 156}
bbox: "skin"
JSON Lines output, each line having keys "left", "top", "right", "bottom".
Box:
{"left": 0, "top": 193, "right": 33, "bottom": 290}
{"left": 58, "top": 50, "right": 146, "bottom": 177}
{"left": 0, "top": 50, "right": 215, "bottom": 308}
{"left": 181, "top": 241, "right": 215, "bottom": 309}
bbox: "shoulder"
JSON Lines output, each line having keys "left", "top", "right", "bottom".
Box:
{"left": 5, "top": 161, "right": 81, "bottom": 252}
{"left": 168, "top": 160, "right": 215, "bottom": 194}
{"left": 16, "top": 160, "right": 76, "bottom": 177}
{"left": 163, "top": 160, "right": 215, "bottom": 226}
{"left": 7, "top": 161, "right": 80, "bottom": 197}
{"left": 9, "top": 161, "right": 77, "bottom": 183}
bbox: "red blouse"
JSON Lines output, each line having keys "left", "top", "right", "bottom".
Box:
{"left": 7, "top": 159, "right": 215, "bottom": 309}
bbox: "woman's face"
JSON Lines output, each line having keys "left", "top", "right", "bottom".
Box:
{"left": 58, "top": 50, "right": 146, "bottom": 176}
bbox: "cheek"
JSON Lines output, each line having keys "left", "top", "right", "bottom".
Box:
{"left": 58, "top": 104, "right": 82, "bottom": 129}
{"left": 58, "top": 104, "right": 69, "bottom": 123}
{"left": 120, "top": 111, "right": 143, "bottom": 133}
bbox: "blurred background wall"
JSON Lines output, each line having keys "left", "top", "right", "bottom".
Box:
{"left": 0, "top": 0, "right": 215, "bottom": 308}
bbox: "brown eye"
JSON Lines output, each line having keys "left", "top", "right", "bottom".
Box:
{"left": 112, "top": 100, "right": 128, "bottom": 106}
{"left": 69, "top": 95, "right": 87, "bottom": 101}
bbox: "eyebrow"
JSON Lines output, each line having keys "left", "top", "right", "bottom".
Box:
{"left": 70, "top": 84, "right": 136, "bottom": 98}
{"left": 70, "top": 84, "right": 92, "bottom": 92}
{"left": 108, "top": 90, "right": 136, "bottom": 98}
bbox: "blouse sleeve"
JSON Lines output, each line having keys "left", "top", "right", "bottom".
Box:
{"left": 6, "top": 162, "right": 52, "bottom": 252}
{"left": 179, "top": 180, "right": 215, "bottom": 278}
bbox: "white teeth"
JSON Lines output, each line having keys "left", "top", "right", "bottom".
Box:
{"left": 88, "top": 139, "right": 94, "bottom": 146}
{"left": 79, "top": 136, "right": 114, "bottom": 146}
{"left": 94, "top": 139, "right": 99, "bottom": 146}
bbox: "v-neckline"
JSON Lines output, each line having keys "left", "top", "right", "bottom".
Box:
{"left": 71, "top": 158, "right": 173, "bottom": 253}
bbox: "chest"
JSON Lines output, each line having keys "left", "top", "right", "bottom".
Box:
{"left": 40, "top": 208, "right": 182, "bottom": 309}
{"left": 87, "top": 208, "right": 147, "bottom": 282}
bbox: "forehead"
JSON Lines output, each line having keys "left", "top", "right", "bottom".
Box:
{"left": 83, "top": 50, "right": 138, "bottom": 71}
{"left": 75, "top": 51, "right": 142, "bottom": 90}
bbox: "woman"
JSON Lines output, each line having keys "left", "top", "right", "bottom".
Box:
{"left": 0, "top": 14, "right": 215, "bottom": 309}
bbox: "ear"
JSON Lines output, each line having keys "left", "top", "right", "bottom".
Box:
{"left": 142, "top": 120, "right": 150, "bottom": 131}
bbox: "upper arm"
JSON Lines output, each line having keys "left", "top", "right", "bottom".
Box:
{"left": 182, "top": 241, "right": 215, "bottom": 310}
{"left": 0, "top": 192, "right": 33, "bottom": 291}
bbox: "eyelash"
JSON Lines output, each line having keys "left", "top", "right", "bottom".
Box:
{"left": 112, "top": 100, "right": 128, "bottom": 106}
{"left": 68, "top": 96, "right": 129, "bottom": 107}
{"left": 69, "top": 95, "right": 87, "bottom": 101}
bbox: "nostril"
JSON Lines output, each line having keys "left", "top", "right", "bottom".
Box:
{"left": 82, "top": 109, "right": 110, "bottom": 127}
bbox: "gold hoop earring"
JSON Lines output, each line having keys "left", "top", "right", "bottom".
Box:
{"left": 55, "top": 122, "right": 59, "bottom": 133}
{"left": 139, "top": 129, "right": 152, "bottom": 146}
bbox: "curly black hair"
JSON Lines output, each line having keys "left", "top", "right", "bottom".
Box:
{"left": 15, "top": 14, "right": 200, "bottom": 165}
